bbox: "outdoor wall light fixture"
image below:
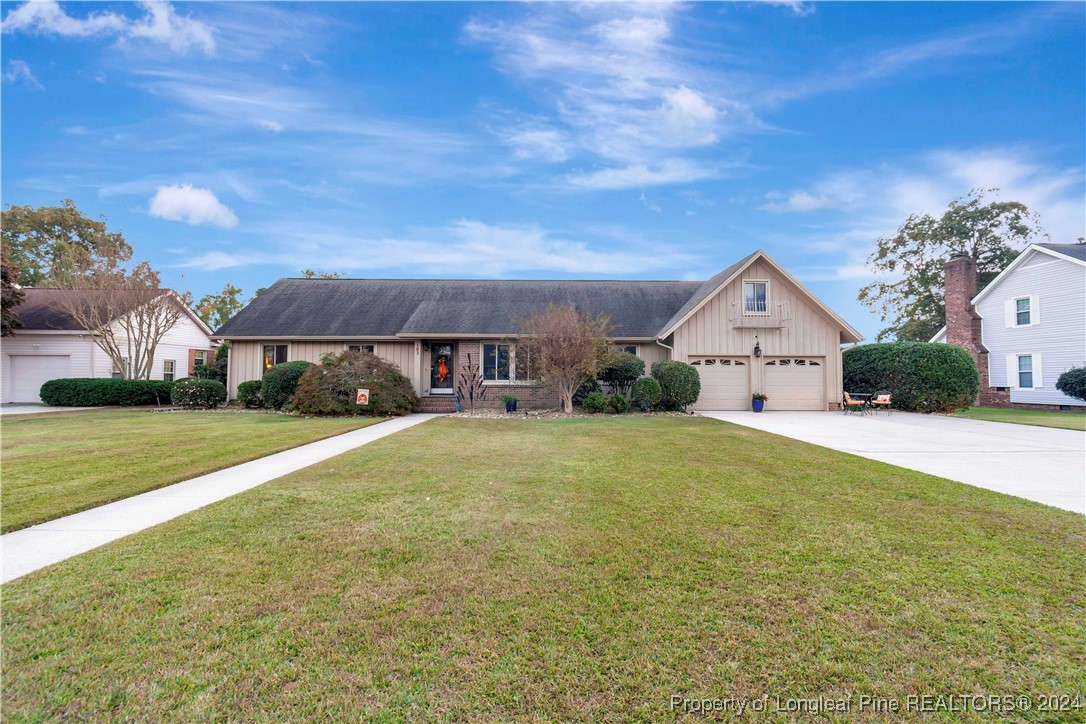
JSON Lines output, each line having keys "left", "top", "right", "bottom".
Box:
{"left": 753, "top": 337, "right": 762, "bottom": 358}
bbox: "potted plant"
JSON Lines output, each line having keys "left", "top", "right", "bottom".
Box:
{"left": 500, "top": 394, "right": 518, "bottom": 413}
{"left": 751, "top": 392, "right": 768, "bottom": 412}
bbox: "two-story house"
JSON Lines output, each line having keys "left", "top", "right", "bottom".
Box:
{"left": 932, "top": 243, "right": 1086, "bottom": 409}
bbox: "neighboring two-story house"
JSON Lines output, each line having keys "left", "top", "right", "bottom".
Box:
{"left": 214, "top": 250, "right": 863, "bottom": 412}
{"left": 932, "top": 243, "right": 1086, "bottom": 409}
{"left": 1, "top": 289, "right": 217, "bottom": 403}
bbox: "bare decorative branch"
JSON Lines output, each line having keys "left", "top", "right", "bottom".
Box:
{"left": 517, "top": 304, "right": 614, "bottom": 414}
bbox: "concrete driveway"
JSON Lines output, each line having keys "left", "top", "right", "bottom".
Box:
{"left": 700, "top": 411, "right": 1085, "bottom": 514}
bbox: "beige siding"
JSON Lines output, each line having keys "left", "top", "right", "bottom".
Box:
{"left": 635, "top": 341, "right": 670, "bottom": 370}
{"left": 226, "top": 340, "right": 417, "bottom": 399}
{"left": 672, "top": 259, "right": 845, "bottom": 409}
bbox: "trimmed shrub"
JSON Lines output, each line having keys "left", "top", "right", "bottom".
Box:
{"left": 192, "top": 364, "right": 226, "bottom": 383}
{"left": 598, "top": 353, "right": 645, "bottom": 396}
{"left": 608, "top": 393, "right": 629, "bottom": 413}
{"left": 572, "top": 378, "right": 601, "bottom": 406}
{"left": 171, "top": 378, "right": 227, "bottom": 408}
{"left": 1056, "top": 366, "right": 1086, "bottom": 402}
{"left": 261, "top": 361, "right": 314, "bottom": 409}
{"left": 630, "top": 376, "right": 662, "bottom": 411}
{"left": 291, "top": 350, "right": 418, "bottom": 416}
{"left": 843, "top": 342, "right": 978, "bottom": 413}
{"left": 39, "top": 378, "right": 174, "bottom": 407}
{"left": 580, "top": 390, "right": 608, "bottom": 413}
{"left": 237, "top": 380, "right": 263, "bottom": 408}
{"left": 651, "top": 360, "right": 701, "bottom": 411}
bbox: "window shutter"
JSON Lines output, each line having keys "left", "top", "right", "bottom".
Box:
{"left": 1033, "top": 354, "right": 1043, "bottom": 388}
{"left": 1006, "top": 354, "right": 1017, "bottom": 388}
{"left": 1004, "top": 299, "right": 1015, "bottom": 327}
{"left": 1029, "top": 295, "right": 1040, "bottom": 325}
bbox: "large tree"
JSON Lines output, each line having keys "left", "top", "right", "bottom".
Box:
{"left": 196, "top": 283, "right": 245, "bottom": 329}
{"left": 50, "top": 251, "right": 193, "bottom": 380}
{"left": 858, "top": 189, "right": 1045, "bottom": 341}
{"left": 2, "top": 245, "right": 25, "bottom": 337}
{"left": 517, "top": 304, "right": 614, "bottom": 414}
{"left": 1, "top": 200, "right": 132, "bottom": 287}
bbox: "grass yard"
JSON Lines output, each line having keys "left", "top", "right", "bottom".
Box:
{"left": 3, "top": 416, "right": 1083, "bottom": 720}
{"left": 952, "top": 406, "right": 1086, "bottom": 431}
{"left": 0, "top": 410, "right": 382, "bottom": 532}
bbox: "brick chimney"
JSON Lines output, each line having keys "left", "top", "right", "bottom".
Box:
{"left": 943, "top": 252, "right": 1000, "bottom": 404}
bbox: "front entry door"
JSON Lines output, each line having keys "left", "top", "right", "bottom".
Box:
{"left": 430, "top": 343, "right": 454, "bottom": 394}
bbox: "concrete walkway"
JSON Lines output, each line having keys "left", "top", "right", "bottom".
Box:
{"left": 1, "top": 414, "right": 443, "bottom": 584}
{"left": 701, "top": 411, "right": 1085, "bottom": 514}
{"left": 0, "top": 404, "right": 96, "bottom": 416}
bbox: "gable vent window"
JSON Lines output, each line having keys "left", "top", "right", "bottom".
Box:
{"left": 743, "top": 281, "right": 769, "bottom": 314}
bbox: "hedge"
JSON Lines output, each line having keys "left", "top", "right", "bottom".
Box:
{"left": 39, "top": 378, "right": 175, "bottom": 407}
{"left": 1055, "top": 367, "right": 1086, "bottom": 402}
{"left": 261, "top": 361, "right": 314, "bottom": 409}
{"left": 843, "top": 342, "right": 978, "bottom": 413}
{"left": 598, "top": 353, "right": 645, "bottom": 396}
{"left": 170, "top": 378, "right": 227, "bottom": 408}
{"left": 237, "top": 380, "right": 263, "bottom": 408}
{"left": 651, "top": 360, "right": 701, "bottom": 411}
{"left": 291, "top": 350, "right": 418, "bottom": 416}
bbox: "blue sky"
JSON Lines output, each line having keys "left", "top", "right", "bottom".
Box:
{"left": 2, "top": 1, "right": 1084, "bottom": 339}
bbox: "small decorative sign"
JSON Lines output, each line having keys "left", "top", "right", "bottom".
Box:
{"left": 356, "top": 388, "right": 370, "bottom": 406}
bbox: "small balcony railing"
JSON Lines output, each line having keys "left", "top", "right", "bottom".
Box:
{"left": 730, "top": 301, "right": 791, "bottom": 329}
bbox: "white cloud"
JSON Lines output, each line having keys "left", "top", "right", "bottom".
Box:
{"left": 179, "top": 219, "right": 694, "bottom": 276}
{"left": 149, "top": 184, "right": 238, "bottom": 228}
{"left": 757, "top": 1, "right": 816, "bottom": 17}
{"left": 2, "top": 0, "right": 215, "bottom": 56}
{"left": 2, "top": 59, "right": 43, "bottom": 90}
{"left": 639, "top": 192, "right": 661, "bottom": 214}
{"left": 256, "top": 119, "right": 283, "bottom": 133}
{"left": 567, "top": 160, "right": 719, "bottom": 190}
{"left": 504, "top": 128, "right": 569, "bottom": 162}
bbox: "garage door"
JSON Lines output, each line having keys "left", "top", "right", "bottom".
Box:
{"left": 763, "top": 357, "right": 825, "bottom": 411}
{"left": 8, "top": 355, "right": 71, "bottom": 403}
{"left": 690, "top": 356, "right": 750, "bottom": 410}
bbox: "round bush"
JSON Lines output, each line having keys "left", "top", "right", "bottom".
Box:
{"left": 237, "top": 380, "right": 263, "bottom": 408}
{"left": 291, "top": 350, "right": 418, "bottom": 416}
{"left": 170, "top": 378, "right": 227, "bottom": 408}
{"left": 843, "top": 342, "right": 978, "bottom": 413}
{"left": 630, "top": 376, "right": 662, "bottom": 411}
{"left": 261, "top": 361, "right": 314, "bottom": 409}
{"left": 580, "top": 390, "right": 608, "bottom": 413}
{"left": 39, "top": 378, "right": 174, "bottom": 406}
{"left": 598, "top": 353, "right": 645, "bottom": 396}
{"left": 1055, "top": 366, "right": 1086, "bottom": 402}
{"left": 608, "top": 393, "right": 629, "bottom": 413}
{"left": 572, "top": 378, "right": 601, "bottom": 406}
{"left": 651, "top": 360, "right": 701, "bottom": 411}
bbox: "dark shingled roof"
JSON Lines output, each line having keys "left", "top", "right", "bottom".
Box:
{"left": 9, "top": 289, "right": 98, "bottom": 330}
{"left": 1038, "top": 243, "right": 1086, "bottom": 262}
{"left": 656, "top": 252, "right": 758, "bottom": 336}
{"left": 215, "top": 278, "right": 704, "bottom": 338}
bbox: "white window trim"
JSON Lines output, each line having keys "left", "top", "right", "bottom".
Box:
{"left": 163, "top": 359, "right": 176, "bottom": 382}
{"left": 1010, "top": 352, "right": 1043, "bottom": 390}
{"left": 742, "top": 279, "right": 771, "bottom": 316}
{"left": 481, "top": 342, "right": 537, "bottom": 385}
{"left": 1012, "top": 296, "right": 1032, "bottom": 327}
{"left": 193, "top": 350, "right": 208, "bottom": 367}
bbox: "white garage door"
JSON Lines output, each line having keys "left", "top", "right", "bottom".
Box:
{"left": 8, "top": 355, "right": 71, "bottom": 403}
{"left": 690, "top": 356, "right": 750, "bottom": 410}
{"left": 763, "top": 357, "right": 825, "bottom": 411}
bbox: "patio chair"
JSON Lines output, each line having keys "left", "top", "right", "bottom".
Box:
{"left": 870, "top": 390, "right": 892, "bottom": 415}
{"left": 843, "top": 392, "right": 867, "bottom": 415}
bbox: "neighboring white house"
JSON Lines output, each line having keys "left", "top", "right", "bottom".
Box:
{"left": 932, "top": 242, "right": 1086, "bottom": 408}
{"left": 1, "top": 289, "right": 217, "bottom": 403}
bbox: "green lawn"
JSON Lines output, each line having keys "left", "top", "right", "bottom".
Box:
{"left": 953, "top": 406, "right": 1086, "bottom": 431}
{"left": 0, "top": 410, "right": 382, "bottom": 533}
{"left": 3, "top": 417, "right": 1083, "bottom": 720}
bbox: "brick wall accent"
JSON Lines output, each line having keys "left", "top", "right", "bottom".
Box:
{"left": 187, "top": 348, "right": 197, "bottom": 375}
{"left": 944, "top": 253, "right": 991, "bottom": 405}
{"left": 455, "top": 340, "right": 560, "bottom": 410}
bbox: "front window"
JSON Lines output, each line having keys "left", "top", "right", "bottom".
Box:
{"left": 615, "top": 344, "right": 638, "bottom": 356}
{"left": 1017, "top": 355, "right": 1033, "bottom": 388}
{"left": 163, "top": 360, "right": 176, "bottom": 382}
{"left": 483, "top": 343, "right": 535, "bottom": 382}
{"left": 112, "top": 358, "right": 128, "bottom": 379}
{"left": 348, "top": 344, "right": 375, "bottom": 354}
{"left": 263, "top": 344, "right": 288, "bottom": 370}
{"left": 1015, "top": 297, "right": 1031, "bottom": 326}
{"left": 743, "top": 281, "right": 768, "bottom": 314}
{"left": 194, "top": 350, "right": 207, "bottom": 367}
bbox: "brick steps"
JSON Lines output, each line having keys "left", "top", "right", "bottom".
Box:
{"left": 418, "top": 395, "right": 457, "bottom": 413}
